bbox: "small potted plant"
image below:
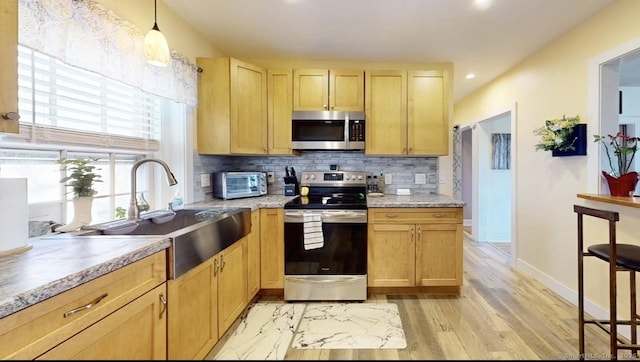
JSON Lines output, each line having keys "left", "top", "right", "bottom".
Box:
{"left": 55, "top": 157, "right": 103, "bottom": 232}
{"left": 594, "top": 132, "right": 640, "bottom": 196}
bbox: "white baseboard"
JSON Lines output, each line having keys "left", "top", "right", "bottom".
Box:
{"left": 515, "top": 257, "right": 630, "bottom": 340}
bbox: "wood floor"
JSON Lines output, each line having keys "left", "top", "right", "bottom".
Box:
{"left": 464, "top": 225, "right": 512, "bottom": 256}
{"left": 253, "top": 236, "right": 615, "bottom": 360}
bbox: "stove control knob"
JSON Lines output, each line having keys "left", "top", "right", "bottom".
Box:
{"left": 357, "top": 175, "right": 363, "bottom": 180}
{"left": 310, "top": 174, "right": 316, "bottom": 180}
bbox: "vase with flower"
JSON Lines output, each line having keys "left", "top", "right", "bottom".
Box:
{"left": 594, "top": 132, "right": 640, "bottom": 197}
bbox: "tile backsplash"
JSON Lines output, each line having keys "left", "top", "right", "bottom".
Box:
{"left": 193, "top": 151, "right": 439, "bottom": 202}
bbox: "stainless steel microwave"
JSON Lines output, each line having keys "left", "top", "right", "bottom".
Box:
{"left": 291, "top": 111, "right": 365, "bottom": 150}
{"left": 212, "top": 171, "right": 267, "bottom": 200}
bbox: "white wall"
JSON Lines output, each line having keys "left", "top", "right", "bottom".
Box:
{"left": 453, "top": 0, "right": 640, "bottom": 320}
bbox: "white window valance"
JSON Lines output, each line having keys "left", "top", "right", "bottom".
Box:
{"left": 18, "top": 0, "right": 198, "bottom": 107}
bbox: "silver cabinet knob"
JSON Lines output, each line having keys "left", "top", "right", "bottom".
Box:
{"left": 1, "top": 112, "right": 20, "bottom": 121}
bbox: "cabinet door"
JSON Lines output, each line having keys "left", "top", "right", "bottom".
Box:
{"left": 260, "top": 208, "right": 285, "bottom": 289}
{"left": 37, "top": 284, "right": 167, "bottom": 360}
{"left": 267, "top": 69, "right": 298, "bottom": 155}
{"left": 407, "top": 71, "right": 448, "bottom": 155}
{"left": 167, "top": 257, "right": 218, "bottom": 360}
{"left": 293, "top": 69, "right": 328, "bottom": 110}
{"left": 330, "top": 70, "right": 364, "bottom": 111}
{"left": 367, "top": 223, "right": 415, "bottom": 287}
{"left": 247, "top": 209, "right": 261, "bottom": 299}
{"left": 365, "top": 70, "right": 407, "bottom": 155}
{"left": 230, "top": 58, "right": 267, "bottom": 154}
{"left": 0, "top": 0, "right": 19, "bottom": 133}
{"left": 415, "top": 223, "right": 463, "bottom": 286}
{"left": 218, "top": 237, "right": 248, "bottom": 336}
{"left": 196, "top": 57, "right": 231, "bottom": 154}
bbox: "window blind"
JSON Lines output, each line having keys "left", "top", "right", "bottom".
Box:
{"left": 1, "top": 46, "right": 161, "bottom": 152}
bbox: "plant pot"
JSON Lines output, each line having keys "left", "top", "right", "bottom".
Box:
{"left": 602, "top": 171, "right": 639, "bottom": 197}
{"left": 551, "top": 124, "right": 587, "bottom": 157}
{"left": 55, "top": 196, "right": 94, "bottom": 232}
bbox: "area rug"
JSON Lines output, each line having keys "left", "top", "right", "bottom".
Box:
{"left": 213, "top": 302, "right": 305, "bottom": 360}
{"left": 291, "top": 303, "right": 407, "bottom": 349}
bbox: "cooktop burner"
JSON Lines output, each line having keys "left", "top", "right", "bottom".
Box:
{"left": 284, "top": 171, "right": 368, "bottom": 210}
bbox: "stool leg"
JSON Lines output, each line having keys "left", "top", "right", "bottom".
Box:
{"left": 578, "top": 214, "right": 586, "bottom": 360}
{"left": 610, "top": 254, "right": 618, "bottom": 359}
{"left": 631, "top": 271, "right": 637, "bottom": 358}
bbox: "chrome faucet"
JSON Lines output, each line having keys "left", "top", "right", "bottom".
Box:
{"left": 127, "top": 158, "right": 178, "bottom": 220}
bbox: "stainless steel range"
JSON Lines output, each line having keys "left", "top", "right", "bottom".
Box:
{"left": 283, "top": 171, "right": 368, "bottom": 301}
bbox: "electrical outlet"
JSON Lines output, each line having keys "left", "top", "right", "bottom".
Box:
{"left": 267, "top": 171, "right": 275, "bottom": 183}
{"left": 415, "top": 173, "right": 426, "bottom": 184}
{"left": 439, "top": 172, "right": 446, "bottom": 184}
{"left": 200, "top": 173, "right": 210, "bottom": 187}
{"left": 385, "top": 173, "right": 392, "bottom": 185}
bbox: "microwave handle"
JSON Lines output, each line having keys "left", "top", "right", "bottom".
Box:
{"left": 344, "top": 113, "right": 350, "bottom": 146}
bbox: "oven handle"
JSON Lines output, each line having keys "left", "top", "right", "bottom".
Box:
{"left": 285, "top": 276, "right": 364, "bottom": 284}
{"left": 284, "top": 210, "right": 367, "bottom": 223}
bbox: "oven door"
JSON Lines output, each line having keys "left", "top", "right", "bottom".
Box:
{"left": 283, "top": 209, "right": 367, "bottom": 301}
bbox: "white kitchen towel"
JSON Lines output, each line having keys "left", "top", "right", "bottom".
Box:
{"left": 303, "top": 213, "right": 324, "bottom": 250}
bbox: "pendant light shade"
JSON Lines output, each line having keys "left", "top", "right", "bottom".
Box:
{"left": 144, "top": 0, "right": 170, "bottom": 67}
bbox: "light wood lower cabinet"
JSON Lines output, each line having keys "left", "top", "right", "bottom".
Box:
{"left": 167, "top": 253, "right": 218, "bottom": 360}
{"left": 260, "top": 208, "right": 284, "bottom": 289}
{"left": 247, "top": 209, "right": 261, "bottom": 299}
{"left": 37, "top": 284, "right": 167, "bottom": 360}
{"left": 368, "top": 208, "right": 463, "bottom": 288}
{"left": 0, "top": 251, "right": 167, "bottom": 360}
{"left": 167, "top": 237, "right": 247, "bottom": 360}
{"left": 218, "top": 237, "right": 248, "bottom": 335}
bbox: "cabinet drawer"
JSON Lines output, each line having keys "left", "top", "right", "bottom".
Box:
{"left": 0, "top": 251, "right": 166, "bottom": 360}
{"left": 369, "top": 208, "right": 462, "bottom": 224}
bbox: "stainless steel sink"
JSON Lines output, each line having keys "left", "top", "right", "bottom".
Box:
{"left": 80, "top": 208, "right": 251, "bottom": 279}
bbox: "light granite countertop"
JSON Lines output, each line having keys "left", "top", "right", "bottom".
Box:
{"left": 0, "top": 234, "right": 171, "bottom": 319}
{"left": 366, "top": 193, "right": 465, "bottom": 208}
{"left": 0, "top": 193, "right": 462, "bottom": 320}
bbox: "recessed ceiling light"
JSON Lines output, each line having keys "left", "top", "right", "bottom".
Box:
{"left": 465, "top": 73, "right": 476, "bottom": 79}
{"left": 474, "top": 0, "right": 492, "bottom": 10}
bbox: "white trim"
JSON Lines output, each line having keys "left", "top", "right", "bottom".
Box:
{"left": 588, "top": 36, "right": 640, "bottom": 193}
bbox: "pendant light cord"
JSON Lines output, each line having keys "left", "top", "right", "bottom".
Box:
{"left": 153, "top": 0, "right": 160, "bottom": 31}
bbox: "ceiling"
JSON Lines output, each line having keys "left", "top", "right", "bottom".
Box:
{"left": 164, "top": 0, "right": 615, "bottom": 102}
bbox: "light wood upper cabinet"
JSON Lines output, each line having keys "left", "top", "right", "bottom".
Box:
{"left": 407, "top": 71, "right": 449, "bottom": 155}
{"left": 365, "top": 70, "right": 449, "bottom": 156}
{"left": 267, "top": 69, "right": 299, "bottom": 155}
{"left": 0, "top": 0, "right": 19, "bottom": 133}
{"left": 365, "top": 70, "right": 408, "bottom": 155}
{"left": 197, "top": 57, "right": 267, "bottom": 155}
{"left": 293, "top": 69, "right": 364, "bottom": 111}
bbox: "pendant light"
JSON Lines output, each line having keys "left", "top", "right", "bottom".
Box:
{"left": 144, "top": 0, "right": 170, "bottom": 67}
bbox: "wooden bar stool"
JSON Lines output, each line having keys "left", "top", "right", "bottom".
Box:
{"left": 575, "top": 205, "right": 640, "bottom": 360}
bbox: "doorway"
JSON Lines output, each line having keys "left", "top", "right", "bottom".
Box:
{"left": 456, "top": 105, "right": 517, "bottom": 261}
